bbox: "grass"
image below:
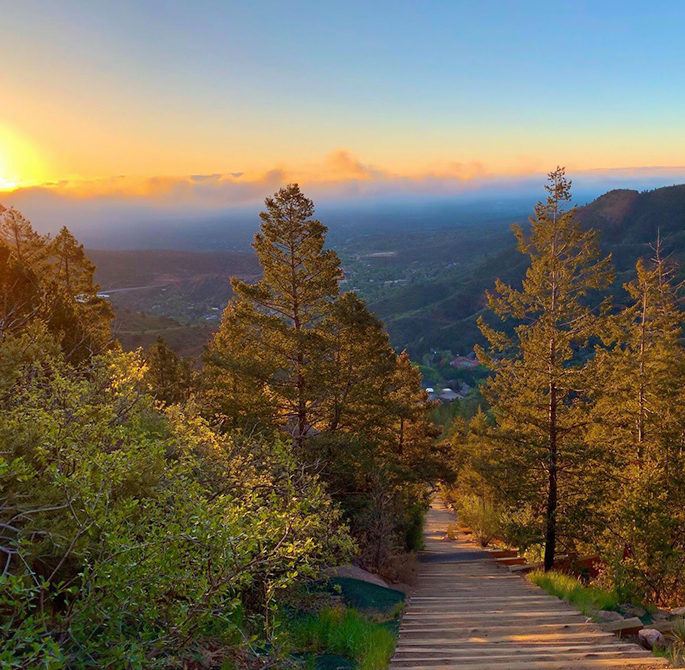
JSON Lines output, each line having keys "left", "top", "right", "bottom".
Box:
{"left": 666, "top": 617, "right": 685, "bottom": 667}
{"left": 288, "top": 606, "right": 397, "bottom": 670}
{"left": 527, "top": 570, "right": 619, "bottom": 617}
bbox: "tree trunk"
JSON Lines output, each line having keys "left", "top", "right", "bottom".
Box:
{"left": 544, "top": 348, "right": 558, "bottom": 572}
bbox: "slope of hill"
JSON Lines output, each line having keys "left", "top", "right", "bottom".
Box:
{"left": 579, "top": 184, "right": 685, "bottom": 245}
{"left": 92, "top": 184, "right": 685, "bottom": 361}
{"left": 91, "top": 248, "right": 260, "bottom": 325}
{"left": 90, "top": 249, "right": 260, "bottom": 289}
{"left": 112, "top": 308, "right": 218, "bottom": 359}
{"left": 375, "top": 183, "right": 685, "bottom": 358}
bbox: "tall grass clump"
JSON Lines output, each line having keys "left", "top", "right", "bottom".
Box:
{"left": 667, "top": 617, "right": 685, "bottom": 667}
{"left": 527, "top": 570, "right": 619, "bottom": 616}
{"left": 289, "top": 606, "right": 396, "bottom": 670}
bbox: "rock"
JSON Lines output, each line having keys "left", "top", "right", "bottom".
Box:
{"left": 671, "top": 606, "right": 685, "bottom": 616}
{"left": 593, "top": 610, "right": 625, "bottom": 623}
{"left": 325, "top": 565, "right": 390, "bottom": 589}
{"left": 638, "top": 628, "right": 666, "bottom": 650}
{"left": 620, "top": 602, "right": 647, "bottom": 618}
{"left": 651, "top": 608, "right": 671, "bottom": 623}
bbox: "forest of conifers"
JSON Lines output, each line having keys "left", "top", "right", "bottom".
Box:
{"left": 2, "top": 171, "right": 685, "bottom": 668}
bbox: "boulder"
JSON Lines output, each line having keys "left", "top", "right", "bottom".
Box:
{"left": 638, "top": 628, "right": 666, "bottom": 650}
{"left": 593, "top": 610, "right": 625, "bottom": 623}
{"left": 651, "top": 608, "right": 671, "bottom": 623}
{"left": 671, "top": 606, "right": 685, "bottom": 616}
{"left": 325, "top": 565, "right": 390, "bottom": 589}
{"left": 620, "top": 602, "right": 647, "bottom": 618}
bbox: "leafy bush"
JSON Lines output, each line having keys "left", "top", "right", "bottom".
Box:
{"left": 0, "top": 335, "right": 352, "bottom": 667}
{"left": 451, "top": 493, "right": 501, "bottom": 547}
{"left": 402, "top": 504, "right": 426, "bottom": 552}
{"left": 527, "top": 570, "right": 619, "bottom": 616}
{"left": 667, "top": 617, "right": 685, "bottom": 667}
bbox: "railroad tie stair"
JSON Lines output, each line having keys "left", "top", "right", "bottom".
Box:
{"left": 391, "top": 496, "right": 670, "bottom": 669}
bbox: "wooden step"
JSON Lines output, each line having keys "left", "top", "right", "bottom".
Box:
{"left": 390, "top": 659, "right": 669, "bottom": 669}
{"left": 601, "top": 617, "right": 644, "bottom": 636}
{"left": 488, "top": 548, "right": 520, "bottom": 558}
{"left": 393, "top": 495, "right": 671, "bottom": 670}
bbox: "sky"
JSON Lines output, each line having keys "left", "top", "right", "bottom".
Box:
{"left": 2, "top": 0, "right": 685, "bottom": 228}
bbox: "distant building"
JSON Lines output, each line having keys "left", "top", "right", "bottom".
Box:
{"left": 450, "top": 355, "right": 479, "bottom": 369}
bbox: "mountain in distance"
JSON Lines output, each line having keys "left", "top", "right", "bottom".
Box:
{"left": 377, "top": 184, "right": 685, "bottom": 359}
{"left": 92, "top": 184, "right": 685, "bottom": 361}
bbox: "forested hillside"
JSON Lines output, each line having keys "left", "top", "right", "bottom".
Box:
{"left": 380, "top": 183, "right": 685, "bottom": 358}
{"left": 0, "top": 189, "right": 441, "bottom": 669}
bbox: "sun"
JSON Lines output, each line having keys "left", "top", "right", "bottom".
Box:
{"left": 0, "top": 124, "right": 48, "bottom": 191}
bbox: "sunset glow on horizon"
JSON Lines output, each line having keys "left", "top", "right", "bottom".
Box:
{"left": 2, "top": 1, "right": 685, "bottom": 207}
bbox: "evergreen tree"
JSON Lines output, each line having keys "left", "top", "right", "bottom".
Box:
{"left": 51, "top": 226, "right": 98, "bottom": 293}
{"left": 145, "top": 335, "right": 194, "bottom": 405}
{"left": 0, "top": 240, "right": 41, "bottom": 335}
{"left": 321, "top": 292, "right": 395, "bottom": 434}
{"left": 0, "top": 205, "right": 48, "bottom": 266}
{"left": 388, "top": 350, "right": 438, "bottom": 460}
{"left": 476, "top": 167, "right": 613, "bottom": 570}
{"left": 0, "top": 206, "right": 113, "bottom": 362}
{"left": 205, "top": 184, "right": 342, "bottom": 444}
{"left": 589, "top": 244, "right": 685, "bottom": 602}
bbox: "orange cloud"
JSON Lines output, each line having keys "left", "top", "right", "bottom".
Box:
{"left": 3, "top": 150, "right": 685, "bottom": 232}
{"left": 323, "top": 150, "right": 380, "bottom": 179}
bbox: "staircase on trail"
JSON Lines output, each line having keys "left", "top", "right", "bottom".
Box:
{"left": 391, "top": 496, "right": 670, "bottom": 670}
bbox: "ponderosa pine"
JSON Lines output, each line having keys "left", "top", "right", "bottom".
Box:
{"left": 589, "top": 242, "right": 685, "bottom": 603}
{"left": 477, "top": 167, "right": 613, "bottom": 571}
{"left": 0, "top": 206, "right": 113, "bottom": 362}
{"left": 205, "top": 184, "right": 342, "bottom": 444}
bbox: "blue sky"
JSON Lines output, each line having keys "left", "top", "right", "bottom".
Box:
{"left": 1, "top": 0, "right": 685, "bottom": 225}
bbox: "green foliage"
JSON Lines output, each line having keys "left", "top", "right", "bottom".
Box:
{"left": 0, "top": 205, "right": 113, "bottom": 362}
{"left": 667, "top": 618, "right": 685, "bottom": 667}
{"left": 451, "top": 493, "right": 502, "bottom": 547}
{"left": 527, "top": 571, "right": 619, "bottom": 617}
{"left": 204, "top": 186, "right": 439, "bottom": 570}
{"left": 204, "top": 184, "right": 342, "bottom": 443}
{"left": 475, "top": 167, "right": 614, "bottom": 569}
{"left": 288, "top": 606, "right": 396, "bottom": 670}
{"left": 587, "top": 244, "right": 685, "bottom": 605}
{"left": 447, "top": 172, "right": 685, "bottom": 614}
{"left": 145, "top": 334, "right": 194, "bottom": 404}
{"left": 0, "top": 334, "right": 352, "bottom": 666}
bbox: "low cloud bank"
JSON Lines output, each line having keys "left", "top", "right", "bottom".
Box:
{"left": 2, "top": 151, "right": 685, "bottom": 237}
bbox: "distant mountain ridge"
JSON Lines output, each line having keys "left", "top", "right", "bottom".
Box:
{"left": 90, "top": 183, "right": 685, "bottom": 360}
{"left": 578, "top": 184, "right": 685, "bottom": 244}
{"left": 377, "top": 182, "right": 685, "bottom": 357}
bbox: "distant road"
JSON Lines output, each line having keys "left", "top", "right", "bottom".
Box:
{"left": 99, "top": 284, "right": 169, "bottom": 294}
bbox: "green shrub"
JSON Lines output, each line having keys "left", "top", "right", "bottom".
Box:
{"left": 403, "top": 504, "right": 425, "bottom": 552}
{"left": 0, "top": 343, "right": 353, "bottom": 667}
{"left": 667, "top": 617, "right": 685, "bottom": 667}
{"left": 452, "top": 493, "right": 501, "bottom": 547}
{"left": 527, "top": 570, "right": 619, "bottom": 616}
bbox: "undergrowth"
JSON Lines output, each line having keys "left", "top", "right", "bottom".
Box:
{"left": 288, "top": 606, "right": 396, "bottom": 670}
{"left": 527, "top": 570, "right": 619, "bottom": 616}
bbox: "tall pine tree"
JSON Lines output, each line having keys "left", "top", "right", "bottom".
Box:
{"left": 589, "top": 243, "right": 685, "bottom": 602}
{"left": 204, "top": 184, "right": 342, "bottom": 444}
{"left": 477, "top": 168, "right": 613, "bottom": 570}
